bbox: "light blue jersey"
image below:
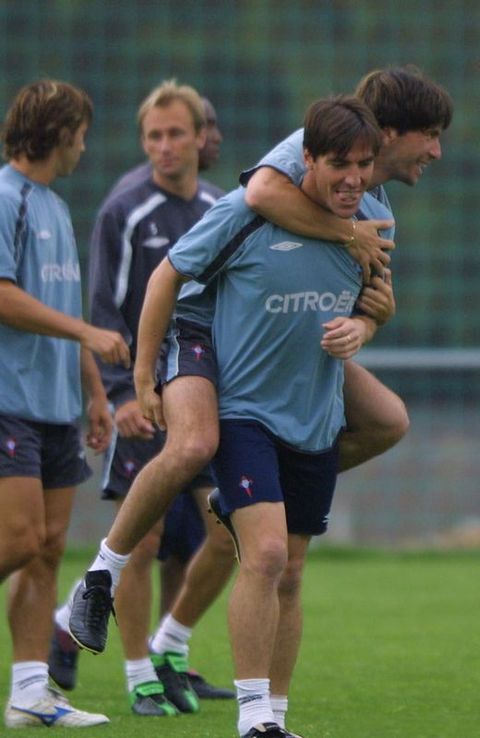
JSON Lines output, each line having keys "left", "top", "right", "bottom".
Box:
{"left": 240, "top": 127, "right": 393, "bottom": 213}
{"left": 169, "top": 187, "right": 394, "bottom": 452}
{"left": 0, "top": 165, "right": 83, "bottom": 422}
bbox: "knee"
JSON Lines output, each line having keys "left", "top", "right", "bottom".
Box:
{"left": 167, "top": 432, "right": 218, "bottom": 474}
{"left": 40, "top": 522, "right": 69, "bottom": 570}
{"left": 278, "top": 556, "right": 305, "bottom": 601}
{"left": 381, "top": 395, "right": 410, "bottom": 445}
{"left": 0, "top": 522, "right": 46, "bottom": 576}
{"left": 242, "top": 537, "right": 288, "bottom": 583}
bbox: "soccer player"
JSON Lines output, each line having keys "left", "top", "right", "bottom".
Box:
{"left": 48, "top": 93, "right": 232, "bottom": 702}
{"left": 52, "top": 80, "right": 236, "bottom": 718}
{"left": 130, "top": 95, "right": 392, "bottom": 738}
{"left": 0, "top": 79, "right": 130, "bottom": 728}
{"left": 242, "top": 66, "right": 453, "bottom": 475}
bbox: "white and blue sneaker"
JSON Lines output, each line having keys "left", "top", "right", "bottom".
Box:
{"left": 4, "top": 687, "right": 109, "bottom": 727}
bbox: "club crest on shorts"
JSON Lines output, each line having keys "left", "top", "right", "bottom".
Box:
{"left": 191, "top": 344, "right": 205, "bottom": 361}
{"left": 5, "top": 437, "right": 16, "bottom": 457}
{"left": 239, "top": 475, "right": 254, "bottom": 497}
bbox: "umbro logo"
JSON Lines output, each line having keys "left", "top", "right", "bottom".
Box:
{"left": 37, "top": 230, "right": 52, "bottom": 240}
{"left": 269, "top": 241, "right": 303, "bottom": 251}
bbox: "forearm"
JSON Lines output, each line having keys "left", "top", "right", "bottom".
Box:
{"left": 352, "top": 315, "right": 378, "bottom": 346}
{"left": 0, "top": 280, "right": 87, "bottom": 342}
{"left": 80, "top": 348, "right": 107, "bottom": 401}
{"left": 134, "top": 259, "right": 185, "bottom": 389}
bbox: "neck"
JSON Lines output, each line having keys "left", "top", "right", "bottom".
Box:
{"left": 152, "top": 169, "right": 199, "bottom": 200}
{"left": 10, "top": 155, "right": 55, "bottom": 186}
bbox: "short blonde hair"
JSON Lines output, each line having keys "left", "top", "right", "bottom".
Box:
{"left": 137, "top": 79, "right": 205, "bottom": 133}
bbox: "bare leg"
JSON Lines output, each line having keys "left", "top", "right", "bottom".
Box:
{"left": 159, "top": 557, "right": 187, "bottom": 617}
{"left": 169, "top": 486, "right": 235, "bottom": 627}
{"left": 114, "top": 501, "right": 164, "bottom": 660}
{"left": 340, "top": 360, "right": 409, "bottom": 472}
{"left": 269, "top": 533, "right": 310, "bottom": 695}
{"left": 228, "top": 502, "right": 288, "bottom": 679}
{"left": 8, "top": 486, "right": 75, "bottom": 662}
{"left": 0, "top": 477, "right": 46, "bottom": 582}
{"left": 107, "top": 377, "right": 219, "bottom": 555}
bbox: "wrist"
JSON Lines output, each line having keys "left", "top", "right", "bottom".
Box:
{"left": 342, "top": 219, "right": 356, "bottom": 248}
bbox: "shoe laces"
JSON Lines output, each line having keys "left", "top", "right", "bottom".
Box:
{"left": 82, "top": 585, "right": 115, "bottom": 627}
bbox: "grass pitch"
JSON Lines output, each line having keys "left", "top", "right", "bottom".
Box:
{"left": 0, "top": 546, "right": 478, "bottom": 737}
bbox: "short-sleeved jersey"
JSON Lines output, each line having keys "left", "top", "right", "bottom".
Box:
{"left": 0, "top": 164, "right": 83, "bottom": 422}
{"left": 89, "top": 176, "right": 222, "bottom": 408}
{"left": 169, "top": 187, "right": 394, "bottom": 453}
{"left": 240, "top": 127, "right": 393, "bottom": 213}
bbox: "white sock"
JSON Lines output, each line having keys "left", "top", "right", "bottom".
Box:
{"left": 125, "top": 658, "right": 159, "bottom": 693}
{"left": 10, "top": 662, "right": 49, "bottom": 706}
{"left": 235, "top": 678, "right": 273, "bottom": 736}
{"left": 89, "top": 538, "right": 130, "bottom": 594}
{"left": 150, "top": 613, "right": 192, "bottom": 657}
{"left": 271, "top": 694, "right": 288, "bottom": 729}
{"left": 55, "top": 579, "right": 82, "bottom": 631}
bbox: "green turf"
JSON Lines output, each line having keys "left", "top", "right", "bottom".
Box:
{"left": 1, "top": 546, "right": 478, "bottom": 737}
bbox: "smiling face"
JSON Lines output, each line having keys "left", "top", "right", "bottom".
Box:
{"left": 303, "top": 140, "right": 376, "bottom": 218}
{"left": 141, "top": 100, "right": 206, "bottom": 187}
{"left": 381, "top": 126, "right": 443, "bottom": 186}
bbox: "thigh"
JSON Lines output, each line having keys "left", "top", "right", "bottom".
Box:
{"left": 42, "top": 485, "right": 77, "bottom": 552}
{"left": 343, "top": 360, "right": 405, "bottom": 431}
{"left": 212, "top": 420, "right": 284, "bottom": 516}
{"left": 279, "top": 439, "right": 339, "bottom": 537}
{"left": 162, "top": 375, "right": 219, "bottom": 444}
{"left": 0, "top": 476, "right": 45, "bottom": 539}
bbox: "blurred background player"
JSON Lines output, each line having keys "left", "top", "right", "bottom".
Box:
{"left": 48, "top": 80, "right": 235, "bottom": 718}
{"left": 0, "top": 78, "right": 130, "bottom": 728}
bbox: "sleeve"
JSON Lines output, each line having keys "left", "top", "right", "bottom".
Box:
{"left": 239, "top": 128, "right": 306, "bottom": 187}
{"left": 0, "top": 196, "right": 24, "bottom": 282}
{"left": 168, "top": 188, "right": 257, "bottom": 283}
{"left": 87, "top": 201, "right": 135, "bottom": 409}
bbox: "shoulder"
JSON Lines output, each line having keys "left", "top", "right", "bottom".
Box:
{"left": 198, "top": 177, "right": 225, "bottom": 203}
{"left": 97, "top": 178, "right": 164, "bottom": 222}
{"left": 109, "top": 162, "right": 152, "bottom": 196}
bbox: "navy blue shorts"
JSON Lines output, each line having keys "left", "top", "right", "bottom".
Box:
{"left": 0, "top": 414, "right": 91, "bottom": 489}
{"left": 157, "top": 318, "right": 217, "bottom": 387}
{"left": 157, "top": 490, "right": 206, "bottom": 562}
{"left": 212, "top": 419, "right": 340, "bottom": 536}
{"left": 101, "top": 427, "right": 215, "bottom": 499}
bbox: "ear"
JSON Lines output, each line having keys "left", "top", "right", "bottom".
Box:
{"left": 58, "top": 127, "right": 73, "bottom": 147}
{"left": 196, "top": 126, "right": 207, "bottom": 151}
{"left": 303, "top": 148, "right": 314, "bottom": 170}
{"left": 381, "top": 127, "right": 400, "bottom": 145}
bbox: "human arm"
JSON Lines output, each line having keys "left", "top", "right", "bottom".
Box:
{"left": 80, "top": 348, "right": 112, "bottom": 454}
{"left": 355, "top": 268, "right": 395, "bottom": 326}
{"left": 0, "top": 278, "right": 130, "bottom": 366}
{"left": 88, "top": 204, "right": 140, "bottom": 409}
{"left": 134, "top": 258, "right": 188, "bottom": 429}
{"left": 245, "top": 166, "right": 394, "bottom": 282}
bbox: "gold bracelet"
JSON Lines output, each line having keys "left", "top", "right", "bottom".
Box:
{"left": 346, "top": 219, "right": 356, "bottom": 245}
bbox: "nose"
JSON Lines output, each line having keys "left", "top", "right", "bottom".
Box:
{"left": 430, "top": 137, "right": 442, "bottom": 160}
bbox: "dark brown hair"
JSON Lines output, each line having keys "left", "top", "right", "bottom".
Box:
{"left": 303, "top": 95, "right": 383, "bottom": 160}
{"left": 2, "top": 79, "right": 93, "bottom": 161}
{"left": 355, "top": 66, "right": 453, "bottom": 134}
